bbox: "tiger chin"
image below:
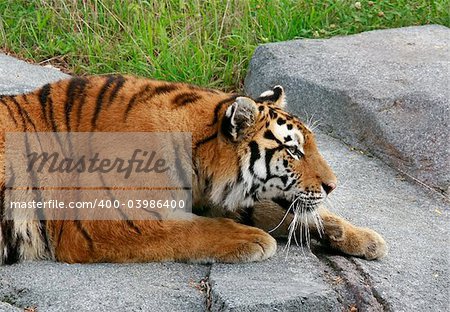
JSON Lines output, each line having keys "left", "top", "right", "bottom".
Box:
{"left": 0, "top": 75, "right": 387, "bottom": 264}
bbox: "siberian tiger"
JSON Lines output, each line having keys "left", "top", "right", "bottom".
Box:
{"left": 0, "top": 75, "right": 387, "bottom": 264}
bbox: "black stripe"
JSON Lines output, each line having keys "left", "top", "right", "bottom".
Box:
{"left": 169, "top": 142, "right": 193, "bottom": 211}
{"left": 264, "top": 148, "right": 276, "bottom": 178}
{"left": 264, "top": 130, "right": 283, "bottom": 145}
{"left": 154, "top": 84, "right": 178, "bottom": 95}
{"left": 139, "top": 208, "right": 164, "bottom": 220}
{"left": 236, "top": 166, "right": 243, "bottom": 183}
{"left": 38, "top": 220, "right": 52, "bottom": 254}
{"left": 22, "top": 94, "right": 30, "bottom": 104}
{"left": 75, "top": 79, "right": 89, "bottom": 131}
{"left": 0, "top": 98, "right": 18, "bottom": 126}
{"left": 56, "top": 221, "right": 66, "bottom": 249}
{"left": 25, "top": 226, "right": 32, "bottom": 242}
{"left": 248, "top": 141, "right": 260, "bottom": 175}
{"left": 107, "top": 75, "right": 126, "bottom": 106}
{"left": 283, "top": 179, "right": 296, "bottom": 191}
{"left": 136, "top": 85, "right": 170, "bottom": 107}
{"left": 203, "top": 176, "right": 212, "bottom": 194}
{"left": 208, "top": 95, "right": 238, "bottom": 127}
{"left": 5, "top": 162, "right": 16, "bottom": 189}
{"left": 123, "top": 84, "right": 151, "bottom": 121}
{"left": 249, "top": 182, "right": 259, "bottom": 195}
{"left": 1, "top": 178, "right": 6, "bottom": 225}
{"left": 7, "top": 97, "right": 26, "bottom": 131}
{"left": 125, "top": 220, "right": 142, "bottom": 234}
{"left": 3, "top": 135, "right": 52, "bottom": 264}
{"left": 194, "top": 132, "right": 217, "bottom": 151}
{"left": 2, "top": 220, "right": 21, "bottom": 265}
{"left": 45, "top": 87, "right": 58, "bottom": 132}
{"left": 268, "top": 109, "right": 278, "bottom": 119}
{"left": 220, "top": 103, "right": 236, "bottom": 141}
{"left": 173, "top": 143, "right": 192, "bottom": 189}
{"left": 39, "top": 83, "right": 51, "bottom": 124}
{"left": 10, "top": 97, "right": 37, "bottom": 132}
{"left": 91, "top": 75, "right": 116, "bottom": 129}
{"left": 1, "top": 173, "right": 21, "bottom": 264}
{"left": 74, "top": 220, "right": 94, "bottom": 250}
{"left": 173, "top": 92, "right": 201, "bottom": 106}
{"left": 24, "top": 133, "right": 52, "bottom": 254}
{"left": 66, "top": 77, "right": 87, "bottom": 131}
{"left": 222, "top": 182, "right": 234, "bottom": 203}
{"left": 2, "top": 168, "right": 20, "bottom": 264}
{"left": 95, "top": 167, "right": 142, "bottom": 234}
{"left": 182, "top": 133, "right": 192, "bottom": 160}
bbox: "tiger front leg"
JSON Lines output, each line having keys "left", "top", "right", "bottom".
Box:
{"left": 311, "top": 206, "right": 388, "bottom": 260}
{"left": 51, "top": 217, "right": 277, "bottom": 263}
{"left": 195, "top": 217, "right": 277, "bottom": 263}
{"left": 248, "top": 201, "right": 387, "bottom": 260}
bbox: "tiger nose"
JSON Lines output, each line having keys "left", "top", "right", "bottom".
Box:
{"left": 322, "top": 182, "right": 337, "bottom": 194}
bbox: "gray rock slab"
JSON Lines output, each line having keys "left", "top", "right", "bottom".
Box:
{"left": 0, "top": 262, "right": 209, "bottom": 312}
{"left": 245, "top": 25, "right": 450, "bottom": 193}
{"left": 209, "top": 247, "right": 340, "bottom": 312}
{"left": 0, "top": 53, "right": 69, "bottom": 95}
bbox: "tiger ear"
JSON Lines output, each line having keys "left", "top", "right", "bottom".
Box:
{"left": 221, "top": 97, "right": 257, "bottom": 142}
{"left": 256, "top": 85, "right": 286, "bottom": 108}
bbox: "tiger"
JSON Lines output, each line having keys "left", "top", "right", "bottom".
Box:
{"left": 0, "top": 75, "right": 387, "bottom": 264}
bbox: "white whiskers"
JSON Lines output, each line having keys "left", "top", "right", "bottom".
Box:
{"left": 269, "top": 196, "right": 325, "bottom": 259}
{"left": 268, "top": 197, "right": 301, "bottom": 234}
{"left": 303, "top": 110, "right": 322, "bottom": 132}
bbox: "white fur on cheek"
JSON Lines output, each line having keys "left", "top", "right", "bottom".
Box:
{"left": 274, "top": 124, "right": 292, "bottom": 140}
{"left": 253, "top": 149, "right": 267, "bottom": 179}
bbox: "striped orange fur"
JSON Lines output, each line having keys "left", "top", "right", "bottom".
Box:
{"left": 0, "top": 75, "right": 387, "bottom": 264}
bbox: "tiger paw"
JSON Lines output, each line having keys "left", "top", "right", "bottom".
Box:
{"left": 328, "top": 225, "right": 388, "bottom": 260}
{"left": 356, "top": 227, "right": 388, "bottom": 260}
{"left": 209, "top": 219, "right": 277, "bottom": 263}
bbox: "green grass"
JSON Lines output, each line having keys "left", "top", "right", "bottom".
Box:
{"left": 0, "top": 0, "right": 448, "bottom": 91}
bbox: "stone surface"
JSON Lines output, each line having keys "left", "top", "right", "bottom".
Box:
{"left": 1, "top": 51, "right": 449, "bottom": 311}
{"left": 316, "top": 132, "right": 449, "bottom": 312}
{"left": 245, "top": 25, "right": 450, "bottom": 193}
{"left": 0, "top": 53, "right": 69, "bottom": 95}
{"left": 0, "top": 302, "right": 21, "bottom": 312}
{"left": 209, "top": 248, "right": 340, "bottom": 312}
{"left": 0, "top": 262, "right": 208, "bottom": 312}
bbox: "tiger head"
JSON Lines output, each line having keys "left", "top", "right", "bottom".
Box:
{"left": 215, "top": 86, "right": 337, "bottom": 212}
